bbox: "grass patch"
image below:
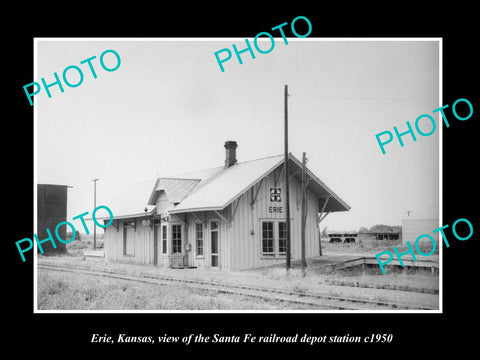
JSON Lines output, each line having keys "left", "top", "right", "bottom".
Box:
{"left": 66, "top": 239, "right": 104, "bottom": 251}
{"left": 37, "top": 270, "right": 317, "bottom": 310}
{"left": 321, "top": 238, "right": 439, "bottom": 255}
{"left": 292, "top": 283, "right": 307, "bottom": 294}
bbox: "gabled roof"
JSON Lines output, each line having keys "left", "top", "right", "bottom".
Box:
{"left": 288, "top": 155, "right": 350, "bottom": 213}
{"left": 147, "top": 178, "right": 201, "bottom": 205}
{"left": 104, "top": 153, "right": 350, "bottom": 220}
{"left": 170, "top": 155, "right": 285, "bottom": 213}
{"left": 168, "top": 153, "right": 350, "bottom": 214}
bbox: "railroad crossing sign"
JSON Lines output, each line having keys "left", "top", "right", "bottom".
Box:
{"left": 270, "top": 188, "right": 281, "bottom": 202}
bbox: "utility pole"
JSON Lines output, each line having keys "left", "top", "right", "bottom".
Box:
{"left": 284, "top": 85, "right": 291, "bottom": 272}
{"left": 92, "top": 178, "right": 99, "bottom": 249}
{"left": 301, "top": 152, "right": 307, "bottom": 276}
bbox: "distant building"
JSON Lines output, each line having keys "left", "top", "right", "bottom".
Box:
{"left": 358, "top": 231, "right": 402, "bottom": 242}
{"left": 327, "top": 232, "right": 358, "bottom": 243}
{"left": 402, "top": 218, "right": 439, "bottom": 244}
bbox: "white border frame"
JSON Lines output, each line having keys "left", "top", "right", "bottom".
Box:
{"left": 33, "top": 37, "right": 443, "bottom": 314}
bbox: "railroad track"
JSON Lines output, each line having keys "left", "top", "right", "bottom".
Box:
{"left": 37, "top": 262, "right": 437, "bottom": 311}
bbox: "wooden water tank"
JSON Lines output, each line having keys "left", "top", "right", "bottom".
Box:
{"left": 37, "top": 184, "right": 69, "bottom": 255}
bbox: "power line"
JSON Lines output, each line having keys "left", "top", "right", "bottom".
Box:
{"left": 293, "top": 93, "right": 436, "bottom": 102}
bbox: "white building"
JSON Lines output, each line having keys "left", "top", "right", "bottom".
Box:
{"left": 99, "top": 141, "right": 350, "bottom": 270}
{"left": 402, "top": 218, "right": 440, "bottom": 244}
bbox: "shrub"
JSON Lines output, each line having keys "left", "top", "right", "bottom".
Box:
{"left": 66, "top": 231, "right": 82, "bottom": 241}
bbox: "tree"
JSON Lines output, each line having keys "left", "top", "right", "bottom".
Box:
{"left": 66, "top": 231, "right": 82, "bottom": 241}
{"left": 369, "top": 224, "right": 396, "bottom": 233}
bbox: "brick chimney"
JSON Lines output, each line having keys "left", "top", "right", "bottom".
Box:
{"left": 224, "top": 141, "right": 237, "bottom": 168}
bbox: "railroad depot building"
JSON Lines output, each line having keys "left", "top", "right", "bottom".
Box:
{"left": 100, "top": 141, "right": 350, "bottom": 270}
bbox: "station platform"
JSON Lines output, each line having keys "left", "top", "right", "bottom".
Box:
{"left": 266, "top": 253, "right": 439, "bottom": 274}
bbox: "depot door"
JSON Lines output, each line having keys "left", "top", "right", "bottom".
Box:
{"left": 153, "top": 224, "right": 158, "bottom": 266}
{"left": 210, "top": 220, "right": 219, "bottom": 267}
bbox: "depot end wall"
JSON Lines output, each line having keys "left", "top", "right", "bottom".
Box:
{"left": 227, "top": 165, "right": 320, "bottom": 270}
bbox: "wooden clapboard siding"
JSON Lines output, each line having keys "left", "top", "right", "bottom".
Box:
{"left": 156, "top": 191, "right": 169, "bottom": 214}
{"left": 222, "top": 212, "right": 231, "bottom": 269}
{"left": 104, "top": 219, "right": 155, "bottom": 265}
{"left": 229, "top": 166, "right": 319, "bottom": 270}
{"left": 230, "top": 184, "right": 252, "bottom": 269}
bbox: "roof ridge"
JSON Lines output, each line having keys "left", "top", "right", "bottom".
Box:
{"left": 236, "top": 153, "right": 284, "bottom": 165}
{"left": 171, "top": 154, "right": 284, "bottom": 201}
{"left": 169, "top": 153, "right": 284, "bottom": 178}
{"left": 158, "top": 177, "right": 202, "bottom": 181}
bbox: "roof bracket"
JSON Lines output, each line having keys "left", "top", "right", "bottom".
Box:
{"left": 274, "top": 165, "right": 285, "bottom": 187}
{"left": 172, "top": 213, "right": 188, "bottom": 227}
{"left": 123, "top": 219, "right": 136, "bottom": 231}
{"left": 214, "top": 210, "right": 229, "bottom": 224}
{"left": 191, "top": 212, "right": 207, "bottom": 226}
{"left": 318, "top": 196, "right": 331, "bottom": 224}
{"left": 250, "top": 178, "right": 264, "bottom": 209}
{"left": 319, "top": 211, "right": 330, "bottom": 223}
{"left": 231, "top": 198, "right": 241, "bottom": 221}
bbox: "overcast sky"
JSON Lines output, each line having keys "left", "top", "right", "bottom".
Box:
{"left": 36, "top": 38, "right": 440, "bottom": 233}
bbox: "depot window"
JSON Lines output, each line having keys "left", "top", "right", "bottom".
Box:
{"left": 261, "top": 220, "right": 287, "bottom": 257}
{"left": 195, "top": 223, "right": 204, "bottom": 257}
{"left": 172, "top": 224, "right": 182, "bottom": 254}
